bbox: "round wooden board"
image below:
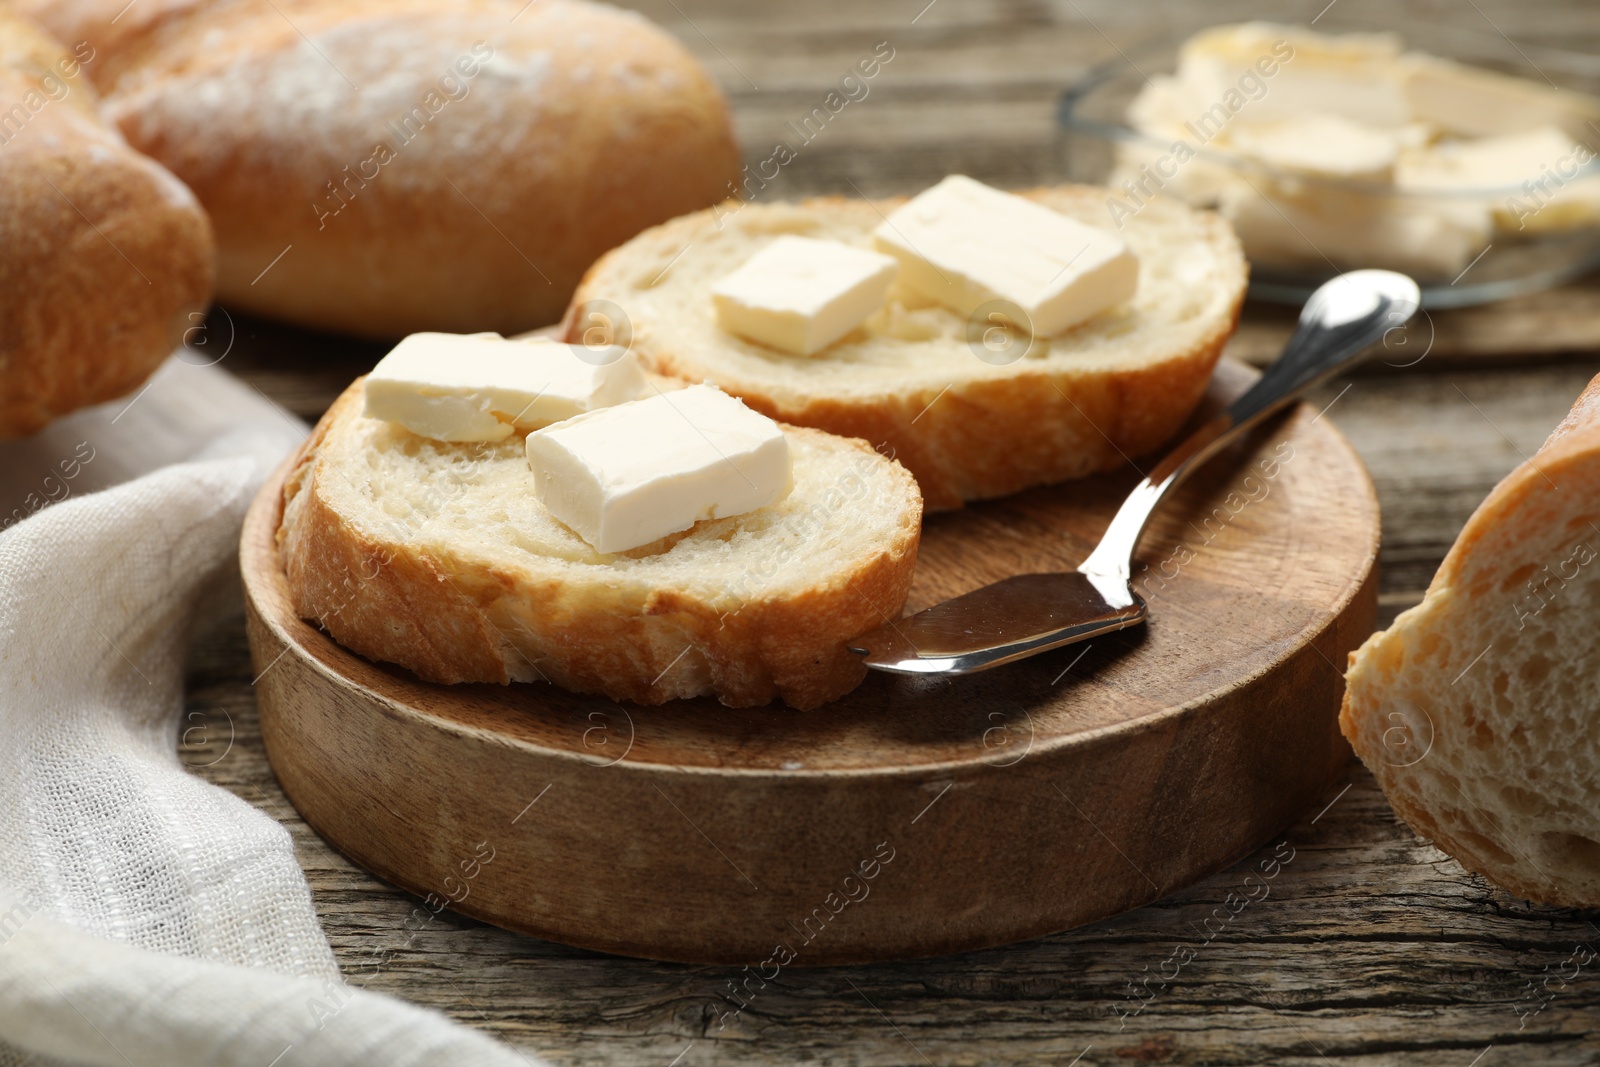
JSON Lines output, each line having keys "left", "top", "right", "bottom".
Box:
{"left": 242, "top": 360, "right": 1379, "bottom": 966}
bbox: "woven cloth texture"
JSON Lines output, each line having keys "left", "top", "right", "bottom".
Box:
{"left": 0, "top": 359, "right": 535, "bottom": 1067}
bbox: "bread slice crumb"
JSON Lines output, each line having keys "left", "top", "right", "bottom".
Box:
{"left": 1343, "top": 372, "right": 1600, "bottom": 906}
{"left": 278, "top": 379, "right": 922, "bottom": 710}
{"left": 566, "top": 186, "right": 1248, "bottom": 509}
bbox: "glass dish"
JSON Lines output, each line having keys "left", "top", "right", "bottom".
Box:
{"left": 1057, "top": 19, "right": 1600, "bottom": 307}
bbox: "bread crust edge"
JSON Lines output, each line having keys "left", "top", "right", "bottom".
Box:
{"left": 1341, "top": 372, "right": 1600, "bottom": 907}
{"left": 277, "top": 382, "right": 923, "bottom": 711}
{"left": 565, "top": 188, "right": 1247, "bottom": 510}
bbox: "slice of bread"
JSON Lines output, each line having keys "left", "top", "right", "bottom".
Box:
{"left": 1342, "top": 373, "right": 1600, "bottom": 906}
{"left": 565, "top": 187, "right": 1248, "bottom": 510}
{"left": 277, "top": 379, "right": 922, "bottom": 710}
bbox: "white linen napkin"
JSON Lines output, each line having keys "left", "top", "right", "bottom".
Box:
{"left": 0, "top": 358, "right": 536, "bottom": 1067}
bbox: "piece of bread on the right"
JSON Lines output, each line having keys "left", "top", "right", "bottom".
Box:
{"left": 1342, "top": 373, "right": 1600, "bottom": 907}
{"left": 565, "top": 187, "right": 1248, "bottom": 510}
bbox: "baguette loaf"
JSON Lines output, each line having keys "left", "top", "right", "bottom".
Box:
{"left": 16, "top": 0, "right": 739, "bottom": 338}
{"left": 0, "top": 11, "right": 212, "bottom": 436}
{"left": 1342, "top": 373, "right": 1600, "bottom": 906}
{"left": 278, "top": 379, "right": 922, "bottom": 710}
{"left": 565, "top": 188, "right": 1248, "bottom": 510}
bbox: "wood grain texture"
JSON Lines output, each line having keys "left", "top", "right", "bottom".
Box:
{"left": 241, "top": 362, "right": 1377, "bottom": 965}
{"left": 180, "top": 0, "right": 1600, "bottom": 1060}
{"left": 199, "top": 379, "right": 1600, "bottom": 1065}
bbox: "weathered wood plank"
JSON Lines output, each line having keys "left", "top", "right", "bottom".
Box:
{"left": 181, "top": 0, "right": 1600, "bottom": 1060}
{"left": 188, "top": 623, "right": 1600, "bottom": 1067}
{"left": 186, "top": 360, "right": 1600, "bottom": 1064}
{"left": 1315, "top": 364, "right": 1600, "bottom": 603}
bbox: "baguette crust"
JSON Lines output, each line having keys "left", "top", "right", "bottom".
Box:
{"left": 566, "top": 188, "right": 1247, "bottom": 509}
{"left": 1342, "top": 373, "right": 1600, "bottom": 906}
{"left": 278, "top": 380, "right": 923, "bottom": 710}
{"left": 16, "top": 0, "right": 740, "bottom": 338}
{"left": 0, "top": 11, "right": 213, "bottom": 436}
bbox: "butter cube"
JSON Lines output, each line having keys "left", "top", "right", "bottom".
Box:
{"left": 1179, "top": 22, "right": 1410, "bottom": 129}
{"left": 872, "top": 175, "right": 1138, "bottom": 336}
{"left": 1219, "top": 178, "right": 1491, "bottom": 277}
{"left": 1230, "top": 114, "right": 1402, "bottom": 181}
{"left": 1397, "top": 126, "right": 1588, "bottom": 188}
{"left": 1403, "top": 54, "right": 1600, "bottom": 139}
{"left": 525, "top": 384, "right": 791, "bottom": 554}
{"left": 711, "top": 235, "right": 897, "bottom": 356}
{"left": 1396, "top": 127, "right": 1600, "bottom": 234}
{"left": 363, "top": 333, "right": 646, "bottom": 443}
{"left": 1121, "top": 76, "right": 1240, "bottom": 206}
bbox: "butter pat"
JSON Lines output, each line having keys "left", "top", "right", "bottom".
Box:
{"left": 1403, "top": 54, "right": 1600, "bottom": 138}
{"left": 364, "top": 333, "right": 646, "bottom": 443}
{"left": 1396, "top": 127, "right": 1600, "bottom": 234}
{"left": 1230, "top": 114, "right": 1401, "bottom": 181}
{"left": 1219, "top": 179, "right": 1491, "bottom": 277}
{"left": 1179, "top": 22, "right": 1409, "bottom": 128}
{"left": 525, "top": 384, "right": 791, "bottom": 554}
{"left": 711, "top": 236, "right": 897, "bottom": 355}
{"left": 1397, "top": 127, "right": 1588, "bottom": 189}
{"left": 873, "top": 175, "right": 1138, "bottom": 336}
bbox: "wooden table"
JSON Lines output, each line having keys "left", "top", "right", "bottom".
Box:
{"left": 186, "top": 0, "right": 1600, "bottom": 1061}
